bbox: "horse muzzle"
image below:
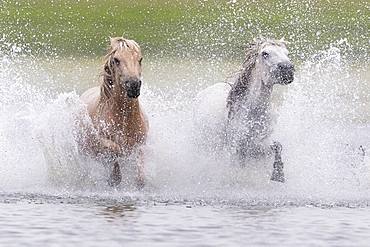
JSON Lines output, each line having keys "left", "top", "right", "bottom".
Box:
{"left": 125, "top": 80, "right": 142, "bottom": 98}
{"left": 275, "top": 62, "right": 294, "bottom": 85}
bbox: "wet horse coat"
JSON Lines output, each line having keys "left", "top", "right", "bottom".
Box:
{"left": 80, "top": 37, "right": 148, "bottom": 187}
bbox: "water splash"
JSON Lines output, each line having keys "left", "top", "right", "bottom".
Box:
{"left": 0, "top": 41, "right": 369, "bottom": 204}
{"left": 274, "top": 43, "right": 370, "bottom": 197}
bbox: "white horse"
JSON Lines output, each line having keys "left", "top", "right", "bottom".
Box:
{"left": 194, "top": 38, "right": 294, "bottom": 182}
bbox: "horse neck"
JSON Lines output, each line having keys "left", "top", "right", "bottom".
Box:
{"left": 246, "top": 71, "right": 273, "bottom": 109}
{"left": 228, "top": 69, "right": 274, "bottom": 143}
{"left": 233, "top": 68, "right": 273, "bottom": 113}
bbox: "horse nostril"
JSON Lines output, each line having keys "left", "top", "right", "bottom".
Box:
{"left": 124, "top": 80, "right": 141, "bottom": 87}
{"left": 126, "top": 80, "right": 142, "bottom": 98}
{"left": 133, "top": 80, "right": 141, "bottom": 88}
{"left": 278, "top": 62, "right": 294, "bottom": 72}
{"left": 276, "top": 62, "right": 294, "bottom": 85}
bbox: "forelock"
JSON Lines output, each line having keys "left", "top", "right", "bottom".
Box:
{"left": 109, "top": 37, "right": 141, "bottom": 54}
{"left": 260, "top": 39, "right": 287, "bottom": 51}
{"left": 124, "top": 39, "right": 140, "bottom": 52}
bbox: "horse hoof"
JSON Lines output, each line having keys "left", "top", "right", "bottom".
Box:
{"left": 107, "top": 162, "right": 122, "bottom": 187}
{"left": 108, "top": 176, "right": 122, "bottom": 187}
{"left": 271, "top": 172, "right": 285, "bottom": 183}
{"left": 136, "top": 177, "right": 145, "bottom": 190}
{"left": 108, "top": 170, "right": 122, "bottom": 187}
{"left": 271, "top": 161, "right": 285, "bottom": 183}
{"left": 271, "top": 169, "right": 285, "bottom": 183}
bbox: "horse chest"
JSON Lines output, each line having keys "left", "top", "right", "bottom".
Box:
{"left": 228, "top": 105, "right": 272, "bottom": 141}
{"left": 98, "top": 113, "right": 146, "bottom": 146}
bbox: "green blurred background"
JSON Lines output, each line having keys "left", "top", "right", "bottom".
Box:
{"left": 0, "top": 0, "right": 368, "bottom": 60}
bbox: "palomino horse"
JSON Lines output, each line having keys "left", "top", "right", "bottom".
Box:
{"left": 80, "top": 37, "right": 148, "bottom": 187}
{"left": 194, "top": 38, "right": 294, "bottom": 183}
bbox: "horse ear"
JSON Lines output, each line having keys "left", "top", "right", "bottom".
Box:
{"left": 280, "top": 37, "right": 289, "bottom": 45}
{"left": 109, "top": 36, "right": 115, "bottom": 46}
{"left": 255, "top": 35, "right": 264, "bottom": 43}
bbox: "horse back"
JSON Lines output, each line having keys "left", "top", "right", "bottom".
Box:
{"left": 194, "top": 83, "right": 231, "bottom": 126}
{"left": 193, "top": 83, "right": 231, "bottom": 148}
{"left": 80, "top": 87, "right": 101, "bottom": 117}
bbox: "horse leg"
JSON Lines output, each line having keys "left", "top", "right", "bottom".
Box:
{"left": 100, "top": 138, "right": 120, "bottom": 153}
{"left": 236, "top": 140, "right": 268, "bottom": 166}
{"left": 270, "top": 141, "right": 285, "bottom": 183}
{"left": 108, "top": 161, "right": 122, "bottom": 187}
{"left": 135, "top": 149, "right": 145, "bottom": 189}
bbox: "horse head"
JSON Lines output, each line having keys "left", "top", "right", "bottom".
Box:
{"left": 254, "top": 39, "right": 294, "bottom": 86}
{"left": 102, "top": 37, "right": 143, "bottom": 99}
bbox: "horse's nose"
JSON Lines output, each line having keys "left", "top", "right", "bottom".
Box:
{"left": 125, "top": 79, "right": 142, "bottom": 98}
{"left": 276, "top": 62, "right": 294, "bottom": 85}
{"left": 125, "top": 79, "right": 141, "bottom": 88}
{"left": 278, "top": 62, "right": 294, "bottom": 73}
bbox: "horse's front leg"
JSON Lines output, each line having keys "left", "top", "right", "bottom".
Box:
{"left": 99, "top": 138, "right": 122, "bottom": 187}
{"left": 100, "top": 138, "right": 121, "bottom": 153}
{"left": 270, "top": 141, "right": 285, "bottom": 183}
{"left": 108, "top": 160, "right": 122, "bottom": 187}
{"left": 135, "top": 148, "right": 145, "bottom": 189}
{"left": 98, "top": 138, "right": 123, "bottom": 187}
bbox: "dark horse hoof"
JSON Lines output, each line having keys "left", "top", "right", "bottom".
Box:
{"left": 270, "top": 141, "right": 285, "bottom": 183}
{"left": 108, "top": 163, "right": 122, "bottom": 187}
{"left": 136, "top": 178, "right": 145, "bottom": 190}
{"left": 271, "top": 161, "right": 285, "bottom": 183}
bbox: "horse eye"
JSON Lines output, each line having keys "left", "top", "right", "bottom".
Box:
{"left": 262, "top": 51, "right": 269, "bottom": 59}
{"left": 113, "top": 58, "right": 120, "bottom": 65}
{"left": 139, "top": 58, "right": 143, "bottom": 65}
